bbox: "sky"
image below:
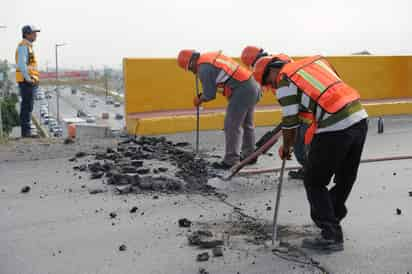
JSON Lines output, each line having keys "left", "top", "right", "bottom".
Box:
{"left": 1, "top": 0, "right": 411, "bottom": 70}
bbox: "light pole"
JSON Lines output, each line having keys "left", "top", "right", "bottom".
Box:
{"left": 55, "top": 43, "right": 66, "bottom": 123}
{"left": 0, "top": 25, "right": 7, "bottom": 138}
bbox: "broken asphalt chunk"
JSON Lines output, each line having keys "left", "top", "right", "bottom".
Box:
{"left": 21, "top": 186, "right": 31, "bottom": 193}
{"left": 212, "top": 246, "right": 223, "bottom": 257}
{"left": 188, "top": 230, "right": 223, "bottom": 248}
{"left": 178, "top": 218, "right": 192, "bottom": 228}
{"left": 119, "top": 244, "right": 127, "bottom": 251}
{"left": 110, "top": 212, "right": 117, "bottom": 219}
{"left": 90, "top": 171, "right": 104, "bottom": 179}
{"left": 130, "top": 206, "right": 138, "bottom": 213}
{"left": 89, "top": 188, "right": 107, "bottom": 195}
{"left": 75, "top": 151, "right": 87, "bottom": 158}
{"left": 396, "top": 208, "right": 402, "bottom": 215}
{"left": 196, "top": 252, "right": 209, "bottom": 262}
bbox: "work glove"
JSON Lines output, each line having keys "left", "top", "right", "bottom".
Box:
{"left": 278, "top": 145, "right": 293, "bottom": 160}
{"left": 193, "top": 94, "right": 203, "bottom": 107}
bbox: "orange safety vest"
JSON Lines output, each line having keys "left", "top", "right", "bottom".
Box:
{"left": 277, "top": 55, "right": 359, "bottom": 113}
{"left": 197, "top": 51, "right": 251, "bottom": 97}
{"left": 15, "top": 40, "right": 40, "bottom": 83}
{"left": 278, "top": 56, "right": 360, "bottom": 144}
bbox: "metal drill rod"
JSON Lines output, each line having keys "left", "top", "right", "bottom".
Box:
{"left": 272, "top": 159, "right": 286, "bottom": 245}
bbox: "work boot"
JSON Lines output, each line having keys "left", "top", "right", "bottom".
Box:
{"left": 288, "top": 168, "right": 305, "bottom": 180}
{"left": 212, "top": 161, "right": 234, "bottom": 170}
{"left": 301, "top": 237, "right": 344, "bottom": 251}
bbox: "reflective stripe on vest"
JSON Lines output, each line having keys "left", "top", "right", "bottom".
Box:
{"left": 298, "top": 112, "right": 316, "bottom": 144}
{"left": 197, "top": 51, "right": 251, "bottom": 97}
{"left": 15, "top": 40, "right": 39, "bottom": 83}
{"left": 277, "top": 55, "right": 360, "bottom": 114}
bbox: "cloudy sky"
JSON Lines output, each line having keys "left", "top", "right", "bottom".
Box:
{"left": 1, "top": 0, "right": 411, "bottom": 69}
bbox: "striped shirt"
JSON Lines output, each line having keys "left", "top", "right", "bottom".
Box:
{"left": 276, "top": 77, "right": 368, "bottom": 133}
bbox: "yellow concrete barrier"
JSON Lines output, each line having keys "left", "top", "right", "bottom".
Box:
{"left": 123, "top": 55, "right": 412, "bottom": 135}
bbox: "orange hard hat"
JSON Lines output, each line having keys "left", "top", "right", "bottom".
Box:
{"left": 253, "top": 56, "right": 275, "bottom": 85}
{"left": 177, "top": 49, "right": 196, "bottom": 70}
{"left": 241, "top": 46, "right": 264, "bottom": 67}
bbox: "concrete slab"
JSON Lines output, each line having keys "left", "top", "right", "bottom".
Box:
{"left": 1, "top": 115, "right": 412, "bottom": 273}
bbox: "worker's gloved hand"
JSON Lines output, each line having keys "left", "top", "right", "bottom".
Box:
{"left": 193, "top": 95, "right": 203, "bottom": 107}
{"left": 278, "top": 145, "right": 293, "bottom": 160}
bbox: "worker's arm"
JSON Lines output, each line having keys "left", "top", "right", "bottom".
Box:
{"left": 276, "top": 79, "right": 300, "bottom": 156}
{"left": 197, "top": 64, "right": 220, "bottom": 102}
{"left": 17, "top": 45, "right": 32, "bottom": 82}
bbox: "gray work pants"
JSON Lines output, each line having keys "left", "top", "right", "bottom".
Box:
{"left": 223, "top": 79, "right": 260, "bottom": 165}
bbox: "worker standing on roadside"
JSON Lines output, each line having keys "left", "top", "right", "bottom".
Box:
{"left": 15, "top": 25, "right": 40, "bottom": 138}
{"left": 253, "top": 55, "right": 368, "bottom": 251}
{"left": 241, "top": 46, "right": 307, "bottom": 180}
{"left": 177, "top": 50, "right": 261, "bottom": 169}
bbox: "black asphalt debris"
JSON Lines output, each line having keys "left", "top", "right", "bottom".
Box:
{"left": 21, "top": 186, "right": 31, "bottom": 193}
{"left": 119, "top": 244, "right": 127, "bottom": 251}
{"left": 178, "top": 218, "right": 192, "bottom": 228}
{"left": 396, "top": 208, "right": 402, "bottom": 215}
{"left": 88, "top": 188, "right": 106, "bottom": 195}
{"left": 212, "top": 246, "right": 223, "bottom": 257}
{"left": 70, "top": 136, "right": 216, "bottom": 195}
{"left": 130, "top": 206, "right": 138, "bottom": 213}
{"left": 196, "top": 252, "right": 210, "bottom": 262}
{"left": 409, "top": 191, "right": 412, "bottom": 197}
{"left": 188, "top": 230, "right": 223, "bottom": 248}
{"left": 198, "top": 268, "right": 209, "bottom": 274}
{"left": 110, "top": 212, "right": 117, "bottom": 219}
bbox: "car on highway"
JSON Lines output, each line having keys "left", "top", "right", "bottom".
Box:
{"left": 52, "top": 126, "right": 63, "bottom": 137}
{"left": 115, "top": 113, "right": 124, "bottom": 120}
{"left": 80, "top": 96, "right": 85, "bottom": 101}
{"left": 86, "top": 115, "right": 96, "bottom": 123}
{"left": 89, "top": 102, "right": 97, "bottom": 108}
{"left": 77, "top": 110, "right": 87, "bottom": 118}
{"left": 114, "top": 102, "right": 121, "bottom": 107}
{"left": 92, "top": 99, "right": 99, "bottom": 103}
{"left": 101, "top": 112, "right": 109, "bottom": 119}
{"left": 105, "top": 96, "right": 114, "bottom": 104}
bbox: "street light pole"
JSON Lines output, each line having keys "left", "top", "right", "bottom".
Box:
{"left": 0, "top": 25, "right": 7, "bottom": 138}
{"left": 55, "top": 43, "right": 66, "bottom": 123}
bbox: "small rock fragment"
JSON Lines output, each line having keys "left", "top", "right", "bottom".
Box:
{"left": 21, "top": 186, "right": 31, "bottom": 193}
{"left": 393, "top": 172, "right": 397, "bottom": 176}
{"left": 197, "top": 252, "right": 209, "bottom": 262}
{"left": 153, "top": 195, "right": 159, "bottom": 200}
{"left": 130, "top": 206, "right": 138, "bottom": 213}
{"left": 64, "top": 138, "right": 75, "bottom": 144}
{"left": 158, "top": 167, "right": 168, "bottom": 172}
{"left": 68, "top": 157, "right": 77, "bottom": 162}
{"left": 199, "top": 268, "right": 209, "bottom": 274}
{"left": 119, "top": 244, "right": 127, "bottom": 251}
{"left": 266, "top": 206, "right": 272, "bottom": 211}
{"left": 75, "top": 151, "right": 87, "bottom": 158}
{"left": 396, "top": 208, "right": 402, "bottom": 215}
{"left": 212, "top": 246, "right": 223, "bottom": 257}
{"left": 110, "top": 212, "right": 117, "bottom": 219}
{"left": 409, "top": 191, "right": 412, "bottom": 197}
{"left": 89, "top": 188, "right": 106, "bottom": 195}
{"left": 178, "top": 218, "right": 191, "bottom": 228}
{"left": 90, "top": 171, "right": 104, "bottom": 179}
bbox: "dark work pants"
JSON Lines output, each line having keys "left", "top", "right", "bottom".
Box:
{"left": 18, "top": 82, "right": 36, "bottom": 137}
{"left": 304, "top": 119, "right": 368, "bottom": 241}
{"left": 294, "top": 123, "right": 309, "bottom": 167}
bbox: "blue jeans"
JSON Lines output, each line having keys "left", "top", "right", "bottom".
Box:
{"left": 19, "top": 82, "right": 37, "bottom": 136}
{"left": 294, "top": 123, "right": 309, "bottom": 167}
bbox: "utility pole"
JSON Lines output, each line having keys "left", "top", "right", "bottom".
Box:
{"left": 104, "top": 67, "right": 109, "bottom": 98}
{"left": 45, "top": 60, "right": 50, "bottom": 115}
{"left": 55, "top": 43, "right": 66, "bottom": 123}
{"left": 0, "top": 25, "right": 7, "bottom": 138}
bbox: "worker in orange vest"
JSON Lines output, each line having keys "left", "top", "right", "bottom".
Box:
{"left": 241, "top": 46, "right": 307, "bottom": 180}
{"left": 177, "top": 50, "right": 261, "bottom": 169}
{"left": 253, "top": 55, "right": 368, "bottom": 251}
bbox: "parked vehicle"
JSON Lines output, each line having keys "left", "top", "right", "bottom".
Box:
{"left": 77, "top": 110, "right": 87, "bottom": 118}
{"left": 101, "top": 112, "right": 109, "bottom": 119}
{"left": 114, "top": 102, "right": 121, "bottom": 107}
{"left": 105, "top": 96, "right": 114, "bottom": 104}
{"left": 86, "top": 115, "right": 96, "bottom": 123}
{"left": 115, "top": 113, "right": 124, "bottom": 120}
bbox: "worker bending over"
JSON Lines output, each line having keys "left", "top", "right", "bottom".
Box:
{"left": 253, "top": 55, "right": 368, "bottom": 251}
{"left": 241, "top": 46, "right": 308, "bottom": 180}
{"left": 177, "top": 50, "right": 261, "bottom": 169}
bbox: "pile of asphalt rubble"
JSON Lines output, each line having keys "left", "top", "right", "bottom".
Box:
{"left": 70, "top": 136, "right": 217, "bottom": 194}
